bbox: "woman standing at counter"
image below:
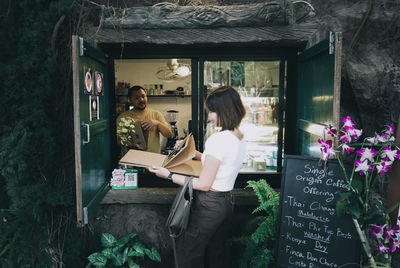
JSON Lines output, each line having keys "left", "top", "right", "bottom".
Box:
{"left": 149, "top": 86, "right": 246, "bottom": 268}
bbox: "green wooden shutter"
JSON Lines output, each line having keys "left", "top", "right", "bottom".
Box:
{"left": 296, "top": 32, "right": 342, "bottom": 156}
{"left": 72, "top": 36, "right": 111, "bottom": 226}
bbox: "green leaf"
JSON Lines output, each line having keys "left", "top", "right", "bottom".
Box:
{"left": 128, "top": 248, "right": 144, "bottom": 257}
{"left": 387, "top": 200, "right": 400, "bottom": 214}
{"left": 150, "top": 247, "right": 161, "bottom": 262}
{"left": 348, "top": 202, "right": 361, "bottom": 219}
{"left": 351, "top": 178, "right": 363, "bottom": 193}
{"left": 133, "top": 242, "right": 145, "bottom": 255}
{"left": 122, "top": 247, "right": 129, "bottom": 264}
{"left": 364, "top": 210, "right": 386, "bottom": 226}
{"left": 111, "top": 252, "right": 123, "bottom": 266}
{"left": 117, "top": 233, "right": 136, "bottom": 248}
{"left": 101, "top": 248, "right": 112, "bottom": 258}
{"left": 88, "top": 253, "right": 107, "bottom": 267}
{"left": 338, "top": 192, "right": 352, "bottom": 200}
{"left": 336, "top": 200, "right": 346, "bottom": 216}
{"left": 101, "top": 233, "right": 117, "bottom": 248}
{"left": 127, "top": 258, "right": 140, "bottom": 268}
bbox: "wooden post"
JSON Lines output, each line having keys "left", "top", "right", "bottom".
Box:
{"left": 387, "top": 115, "right": 400, "bottom": 226}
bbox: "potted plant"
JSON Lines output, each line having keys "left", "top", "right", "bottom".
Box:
{"left": 86, "top": 232, "right": 161, "bottom": 268}
{"left": 319, "top": 116, "right": 400, "bottom": 267}
{"left": 116, "top": 117, "right": 136, "bottom": 157}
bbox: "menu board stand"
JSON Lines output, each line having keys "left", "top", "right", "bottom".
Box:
{"left": 276, "top": 155, "right": 360, "bottom": 267}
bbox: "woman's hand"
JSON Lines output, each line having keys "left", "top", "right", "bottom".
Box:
{"left": 148, "top": 166, "right": 170, "bottom": 179}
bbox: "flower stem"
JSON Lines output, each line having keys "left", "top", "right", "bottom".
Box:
{"left": 352, "top": 218, "right": 376, "bottom": 266}
{"left": 365, "top": 172, "right": 369, "bottom": 217}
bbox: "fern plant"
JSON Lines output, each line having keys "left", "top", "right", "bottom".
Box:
{"left": 86, "top": 233, "right": 161, "bottom": 268}
{"left": 236, "top": 179, "right": 280, "bottom": 268}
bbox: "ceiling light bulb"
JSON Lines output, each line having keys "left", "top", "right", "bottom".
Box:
{"left": 176, "top": 66, "right": 190, "bottom": 77}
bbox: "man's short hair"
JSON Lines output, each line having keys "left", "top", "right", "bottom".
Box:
{"left": 128, "top": 85, "right": 146, "bottom": 97}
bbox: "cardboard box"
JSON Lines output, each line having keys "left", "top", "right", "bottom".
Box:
{"left": 119, "top": 134, "right": 202, "bottom": 177}
{"left": 132, "top": 122, "right": 147, "bottom": 150}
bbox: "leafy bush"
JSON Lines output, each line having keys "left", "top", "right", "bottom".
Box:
{"left": 235, "top": 179, "right": 280, "bottom": 268}
{"left": 87, "top": 233, "right": 161, "bottom": 268}
{"left": 0, "top": 1, "right": 93, "bottom": 266}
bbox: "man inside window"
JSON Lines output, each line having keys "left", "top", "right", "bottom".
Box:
{"left": 117, "top": 85, "right": 172, "bottom": 153}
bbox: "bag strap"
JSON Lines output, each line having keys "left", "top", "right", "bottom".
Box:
{"left": 186, "top": 176, "right": 193, "bottom": 202}
{"left": 170, "top": 176, "right": 193, "bottom": 268}
{"left": 171, "top": 235, "right": 179, "bottom": 268}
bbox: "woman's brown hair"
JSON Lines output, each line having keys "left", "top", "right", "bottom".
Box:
{"left": 205, "top": 86, "right": 246, "bottom": 131}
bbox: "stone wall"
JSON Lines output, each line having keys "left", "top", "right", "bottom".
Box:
{"left": 91, "top": 202, "right": 256, "bottom": 267}
{"left": 311, "top": 0, "right": 400, "bottom": 133}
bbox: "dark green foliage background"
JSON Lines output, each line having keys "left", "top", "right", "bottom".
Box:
{"left": 0, "top": 1, "right": 95, "bottom": 266}
{"left": 233, "top": 180, "right": 280, "bottom": 268}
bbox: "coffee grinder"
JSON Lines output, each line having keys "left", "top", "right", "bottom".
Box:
{"left": 165, "top": 110, "right": 179, "bottom": 151}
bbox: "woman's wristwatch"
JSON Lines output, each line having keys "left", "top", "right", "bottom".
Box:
{"left": 167, "top": 173, "right": 173, "bottom": 181}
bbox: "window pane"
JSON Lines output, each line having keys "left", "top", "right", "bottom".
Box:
{"left": 204, "top": 60, "right": 284, "bottom": 173}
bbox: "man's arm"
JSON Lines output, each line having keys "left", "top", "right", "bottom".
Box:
{"left": 156, "top": 120, "right": 173, "bottom": 138}
{"left": 156, "top": 111, "right": 173, "bottom": 138}
{"left": 140, "top": 110, "right": 172, "bottom": 138}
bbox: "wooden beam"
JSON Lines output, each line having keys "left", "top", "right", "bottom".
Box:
{"left": 72, "top": 35, "right": 83, "bottom": 227}
{"left": 103, "top": 1, "right": 293, "bottom": 29}
{"left": 101, "top": 188, "right": 260, "bottom": 206}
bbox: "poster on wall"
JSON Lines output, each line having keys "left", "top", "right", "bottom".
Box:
{"left": 89, "top": 95, "right": 99, "bottom": 121}
{"left": 84, "top": 67, "right": 93, "bottom": 94}
{"left": 95, "top": 71, "right": 103, "bottom": 95}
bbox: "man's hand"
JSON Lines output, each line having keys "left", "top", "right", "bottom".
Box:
{"left": 133, "top": 143, "right": 145, "bottom": 150}
{"left": 141, "top": 119, "right": 158, "bottom": 131}
{"left": 127, "top": 141, "right": 145, "bottom": 151}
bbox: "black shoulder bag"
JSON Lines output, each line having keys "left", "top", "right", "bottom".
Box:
{"left": 166, "top": 176, "right": 193, "bottom": 268}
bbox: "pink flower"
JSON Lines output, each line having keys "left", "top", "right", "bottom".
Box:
{"left": 392, "top": 238, "right": 400, "bottom": 250}
{"left": 377, "top": 134, "right": 395, "bottom": 143}
{"left": 378, "top": 243, "right": 388, "bottom": 254}
{"left": 356, "top": 148, "right": 377, "bottom": 162}
{"left": 385, "top": 125, "right": 395, "bottom": 135}
{"left": 318, "top": 138, "right": 334, "bottom": 160}
{"left": 376, "top": 161, "right": 392, "bottom": 175}
{"left": 371, "top": 224, "right": 384, "bottom": 239}
{"left": 381, "top": 147, "right": 400, "bottom": 162}
{"left": 324, "top": 126, "right": 337, "bottom": 137}
{"left": 341, "top": 144, "right": 355, "bottom": 155}
{"left": 346, "top": 126, "right": 363, "bottom": 141}
{"left": 342, "top": 116, "right": 355, "bottom": 128}
{"left": 355, "top": 159, "right": 372, "bottom": 175}
{"left": 386, "top": 226, "right": 399, "bottom": 239}
{"left": 339, "top": 131, "right": 352, "bottom": 143}
{"left": 366, "top": 135, "right": 378, "bottom": 145}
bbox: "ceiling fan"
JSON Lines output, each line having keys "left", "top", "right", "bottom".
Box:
{"left": 155, "top": 59, "right": 191, "bottom": 82}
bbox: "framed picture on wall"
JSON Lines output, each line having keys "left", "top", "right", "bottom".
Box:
{"left": 89, "top": 95, "right": 99, "bottom": 121}
{"left": 84, "top": 67, "right": 93, "bottom": 94}
{"left": 95, "top": 71, "right": 103, "bottom": 95}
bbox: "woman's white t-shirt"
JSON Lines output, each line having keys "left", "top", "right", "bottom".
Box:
{"left": 201, "top": 130, "right": 246, "bottom": 191}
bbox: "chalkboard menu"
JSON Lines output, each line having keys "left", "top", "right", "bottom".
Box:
{"left": 276, "top": 155, "right": 360, "bottom": 267}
